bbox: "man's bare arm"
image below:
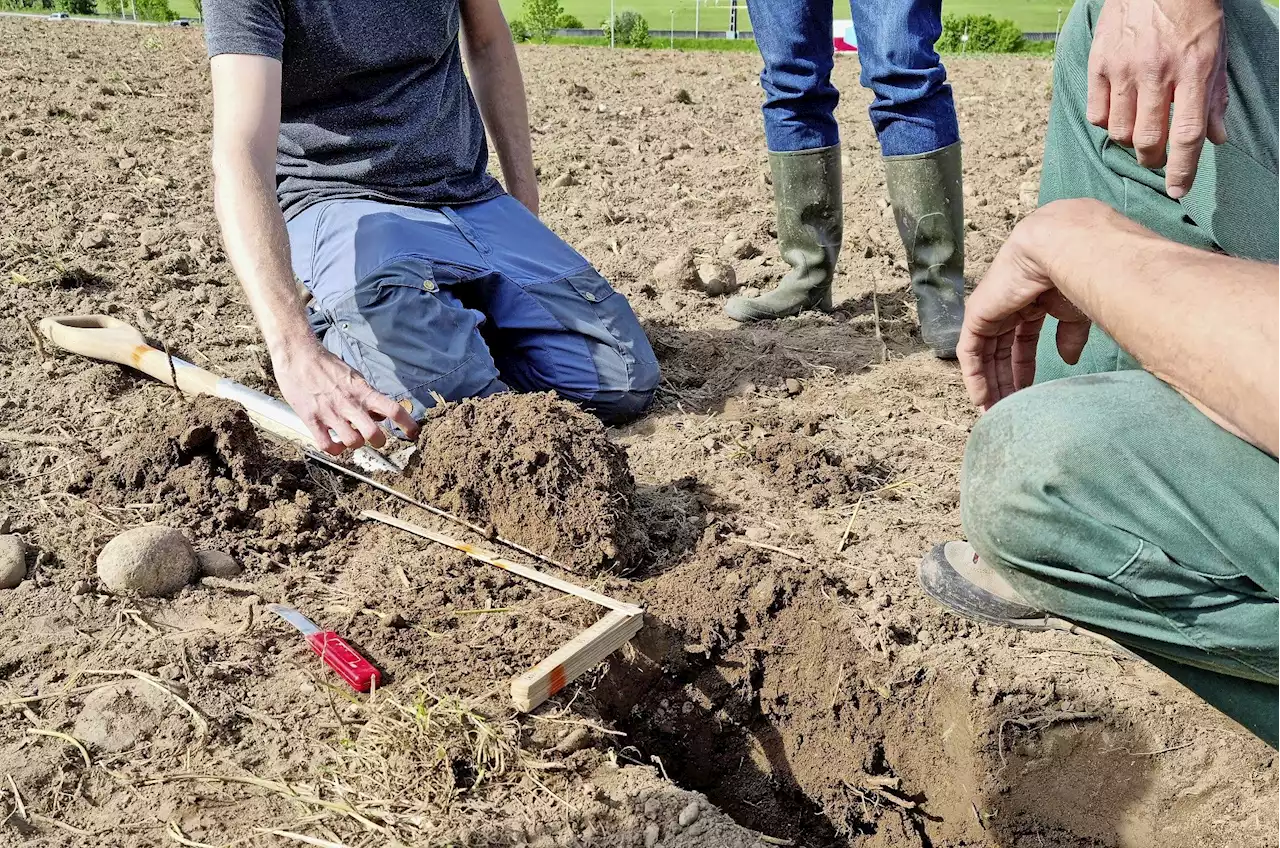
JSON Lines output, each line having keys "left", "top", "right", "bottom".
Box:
{"left": 960, "top": 199, "right": 1278, "bottom": 455}
{"left": 210, "top": 54, "right": 417, "bottom": 452}
{"left": 460, "top": 0, "right": 539, "bottom": 214}
{"left": 1043, "top": 202, "right": 1278, "bottom": 453}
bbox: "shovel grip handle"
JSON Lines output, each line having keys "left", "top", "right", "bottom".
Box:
{"left": 39, "top": 315, "right": 221, "bottom": 396}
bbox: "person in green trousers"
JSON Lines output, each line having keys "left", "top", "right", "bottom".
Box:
{"left": 919, "top": 0, "right": 1279, "bottom": 747}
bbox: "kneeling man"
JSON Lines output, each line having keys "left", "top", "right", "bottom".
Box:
{"left": 205, "top": 0, "right": 660, "bottom": 453}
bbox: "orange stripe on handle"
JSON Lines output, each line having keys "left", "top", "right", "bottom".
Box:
{"left": 548, "top": 665, "right": 568, "bottom": 696}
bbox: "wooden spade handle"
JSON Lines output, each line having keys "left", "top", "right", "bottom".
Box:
{"left": 39, "top": 315, "right": 404, "bottom": 475}
{"left": 39, "top": 315, "right": 221, "bottom": 397}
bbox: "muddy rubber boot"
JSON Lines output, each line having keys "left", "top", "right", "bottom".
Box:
{"left": 725, "top": 145, "right": 842, "bottom": 322}
{"left": 884, "top": 141, "right": 966, "bottom": 359}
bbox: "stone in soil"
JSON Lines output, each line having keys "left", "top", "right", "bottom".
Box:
{"left": 399, "top": 393, "right": 644, "bottom": 574}
{"left": 0, "top": 535, "right": 26, "bottom": 589}
{"left": 97, "top": 525, "right": 197, "bottom": 597}
{"left": 196, "top": 549, "right": 240, "bottom": 578}
{"left": 72, "top": 679, "right": 171, "bottom": 753}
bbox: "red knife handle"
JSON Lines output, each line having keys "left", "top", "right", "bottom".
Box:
{"left": 305, "top": 631, "right": 381, "bottom": 692}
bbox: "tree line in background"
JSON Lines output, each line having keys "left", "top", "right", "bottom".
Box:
{"left": 0, "top": 0, "right": 177, "bottom": 22}
{"left": 936, "top": 14, "right": 1026, "bottom": 52}
{"left": 509, "top": 0, "right": 650, "bottom": 46}
{"left": 508, "top": 1, "right": 1026, "bottom": 53}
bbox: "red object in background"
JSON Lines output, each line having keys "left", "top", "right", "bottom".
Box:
{"left": 834, "top": 20, "right": 859, "bottom": 52}
{"left": 268, "top": 604, "right": 382, "bottom": 693}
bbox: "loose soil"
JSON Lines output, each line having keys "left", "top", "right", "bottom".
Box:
{"left": 0, "top": 17, "right": 1274, "bottom": 848}
{"left": 401, "top": 393, "right": 645, "bottom": 575}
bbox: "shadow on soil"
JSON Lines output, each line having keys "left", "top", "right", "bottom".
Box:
{"left": 640, "top": 289, "right": 927, "bottom": 414}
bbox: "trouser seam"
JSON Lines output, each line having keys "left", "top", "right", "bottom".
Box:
{"left": 349, "top": 335, "right": 480, "bottom": 401}
{"left": 1106, "top": 540, "right": 1145, "bottom": 581}
{"left": 515, "top": 272, "right": 638, "bottom": 401}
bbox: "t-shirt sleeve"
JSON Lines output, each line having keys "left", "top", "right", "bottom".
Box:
{"left": 204, "top": 0, "right": 286, "bottom": 61}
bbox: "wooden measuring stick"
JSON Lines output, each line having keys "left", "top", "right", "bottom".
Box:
{"left": 361, "top": 510, "right": 642, "bottom": 615}
{"left": 511, "top": 608, "right": 643, "bottom": 712}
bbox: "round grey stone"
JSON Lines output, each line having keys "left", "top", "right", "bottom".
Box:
{"left": 97, "top": 526, "right": 197, "bottom": 597}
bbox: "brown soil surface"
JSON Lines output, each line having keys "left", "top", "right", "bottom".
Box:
{"left": 0, "top": 17, "right": 1274, "bottom": 848}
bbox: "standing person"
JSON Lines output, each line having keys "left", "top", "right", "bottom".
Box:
{"left": 203, "top": 0, "right": 660, "bottom": 458}
{"left": 727, "top": 0, "right": 965, "bottom": 358}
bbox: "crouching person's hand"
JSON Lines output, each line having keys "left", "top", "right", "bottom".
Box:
{"left": 958, "top": 204, "right": 1095, "bottom": 411}
{"left": 271, "top": 338, "right": 420, "bottom": 454}
{"left": 1087, "top": 0, "right": 1228, "bottom": 199}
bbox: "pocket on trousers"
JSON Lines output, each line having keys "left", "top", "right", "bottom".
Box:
{"left": 1110, "top": 543, "right": 1276, "bottom": 671}
{"left": 330, "top": 255, "right": 484, "bottom": 397}
{"left": 561, "top": 268, "right": 658, "bottom": 367}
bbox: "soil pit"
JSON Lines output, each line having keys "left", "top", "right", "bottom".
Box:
{"left": 400, "top": 392, "right": 645, "bottom": 574}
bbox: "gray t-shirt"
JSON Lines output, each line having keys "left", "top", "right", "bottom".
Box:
{"left": 204, "top": 0, "right": 502, "bottom": 220}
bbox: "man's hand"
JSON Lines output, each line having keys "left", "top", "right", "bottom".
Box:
{"left": 958, "top": 210, "right": 1093, "bottom": 410}
{"left": 1087, "top": 0, "right": 1228, "bottom": 199}
{"left": 271, "top": 339, "right": 419, "bottom": 455}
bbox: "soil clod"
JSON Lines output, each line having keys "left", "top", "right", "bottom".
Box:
{"left": 400, "top": 393, "right": 643, "bottom": 574}
{"left": 654, "top": 247, "right": 698, "bottom": 290}
{"left": 696, "top": 262, "right": 738, "bottom": 296}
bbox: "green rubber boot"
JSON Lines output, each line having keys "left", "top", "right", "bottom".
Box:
{"left": 725, "top": 145, "right": 842, "bottom": 322}
{"left": 884, "top": 141, "right": 966, "bottom": 359}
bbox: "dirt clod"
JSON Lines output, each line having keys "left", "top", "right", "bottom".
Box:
{"left": 719, "top": 237, "right": 759, "bottom": 260}
{"left": 196, "top": 549, "right": 240, "bottom": 579}
{"left": 696, "top": 262, "right": 738, "bottom": 296}
{"left": 654, "top": 247, "right": 698, "bottom": 289}
{"left": 0, "top": 535, "right": 26, "bottom": 589}
{"left": 401, "top": 393, "right": 643, "bottom": 574}
{"left": 78, "top": 229, "right": 107, "bottom": 249}
{"left": 96, "top": 525, "right": 197, "bottom": 597}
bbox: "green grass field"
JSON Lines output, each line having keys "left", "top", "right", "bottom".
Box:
{"left": 500, "top": 0, "right": 1075, "bottom": 34}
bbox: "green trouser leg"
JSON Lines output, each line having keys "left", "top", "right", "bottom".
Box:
{"left": 962, "top": 372, "right": 1279, "bottom": 746}
{"left": 989, "top": 0, "right": 1280, "bottom": 745}
{"left": 1036, "top": 0, "right": 1279, "bottom": 380}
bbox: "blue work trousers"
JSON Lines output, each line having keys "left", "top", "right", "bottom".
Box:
{"left": 286, "top": 195, "right": 660, "bottom": 426}
{"left": 748, "top": 0, "right": 960, "bottom": 156}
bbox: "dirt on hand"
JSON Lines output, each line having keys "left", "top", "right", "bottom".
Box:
{"left": 399, "top": 392, "right": 645, "bottom": 574}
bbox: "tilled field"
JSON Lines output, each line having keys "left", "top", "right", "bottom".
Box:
{"left": 0, "top": 18, "right": 1275, "bottom": 848}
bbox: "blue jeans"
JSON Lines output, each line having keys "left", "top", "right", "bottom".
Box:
{"left": 286, "top": 195, "right": 660, "bottom": 425}
{"left": 748, "top": 0, "right": 959, "bottom": 156}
